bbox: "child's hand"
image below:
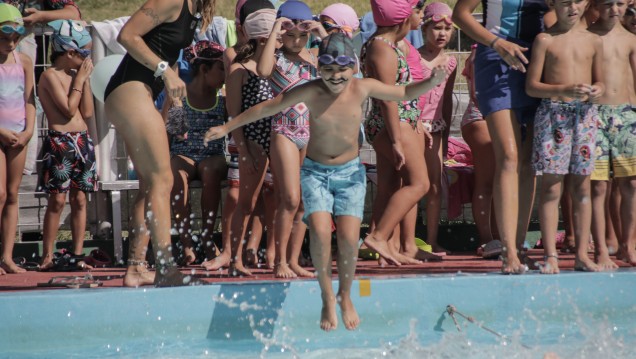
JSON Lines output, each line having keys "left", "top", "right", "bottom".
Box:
{"left": 303, "top": 20, "right": 329, "bottom": 38}
{"left": 76, "top": 58, "right": 94, "bottom": 83}
{"left": 588, "top": 84, "right": 603, "bottom": 101}
{"left": 416, "top": 121, "right": 434, "bottom": 149}
{"left": 204, "top": 125, "right": 228, "bottom": 146}
{"left": 273, "top": 17, "right": 290, "bottom": 36}
{"left": 565, "top": 83, "right": 592, "bottom": 100}
{"left": 391, "top": 141, "right": 406, "bottom": 170}
{"left": 13, "top": 131, "right": 33, "bottom": 149}
{"left": 430, "top": 63, "right": 448, "bottom": 86}
{"left": 0, "top": 129, "right": 19, "bottom": 148}
{"left": 22, "top": 8, "right": 44, "bottom": 26}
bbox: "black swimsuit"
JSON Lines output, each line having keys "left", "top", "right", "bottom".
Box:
{"left": 104, "top": 0, "right": 199, "bottom": 100}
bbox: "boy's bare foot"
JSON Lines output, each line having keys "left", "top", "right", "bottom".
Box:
{"left": 595, "top": 253, "right": 618, "bottom": 271}
{"left": 501, "top": 253, "right": 527, "bottom": 274}
{"left": 574, "top": 257, "right": 600, "bottom": 272}
{"left": 540, "top": 255, "right": 560, "bottom": 274}
{"left": 289, "top": 262, "right": 315, "bottom": 277}
{"left": 155, "top": 265, "right": 203, "bottom": 287}
{"left": 363, "top": 234, "right": 401, "bottom": 266}
{"left": 274, "top": 263, "right": 297, "bottom": 278}
{"left": 228, "top": 263, "right": 253, "bottom": 277}
{"left": 337, "top": 293, "right": 360, "bottom": 330}
{"left": 393, "top": 252, "right": 422, "bottom": 265}
{"left": 243, "top": 249, "right": 258, "bottom": 267}
{"left": 202, "top": 253, "right": 230, "bottom": 271}
{"left": 123, "top": 265, "right": 156, "bottom": 287}
{"left": 1, "top": 259, "right": 27, "bottom": 274}
{"left": 320, "top": 295, "right": 338, "bottom": 332}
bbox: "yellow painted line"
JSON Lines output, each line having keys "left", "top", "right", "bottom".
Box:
{"left": 359, "top": 279, "right": 371, "bottom": 297}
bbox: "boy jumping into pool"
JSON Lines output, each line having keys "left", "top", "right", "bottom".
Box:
{"left": 526, "top": 0, "right": 605, "bottom": 273}
{"left": 588, "top": 0, "right": 636, "bottom": 268}
{"left": 205, "top": 33, "right": 447, "bottom": 331}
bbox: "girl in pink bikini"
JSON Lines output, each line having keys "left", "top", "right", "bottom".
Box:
{"left": 257, "top": 1, "right": 327, "bottom": 278}
{"left": 417, "top": 2, "right": 458, "bottom": 255}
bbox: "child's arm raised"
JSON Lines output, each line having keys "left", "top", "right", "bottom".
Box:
{"left": 79, "top": 59, "right": 94, "bottom": 120}
{"left": 205, "top": 82, "right": 310, "bottom": 144}
{"left": 525, "top": 34, "right": 590, "bottom": 99}
{"left": 256, "top": 18, "right": 286, "bottom": 79}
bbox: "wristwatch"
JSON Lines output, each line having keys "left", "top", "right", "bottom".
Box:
{"left": 154, "top": 61, "right": 169, "bottom": 78}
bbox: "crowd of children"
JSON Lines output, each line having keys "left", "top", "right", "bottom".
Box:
{"left": 1, "top": 0, "right": 636, "bottom": 331}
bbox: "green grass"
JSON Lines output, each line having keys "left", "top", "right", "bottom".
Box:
{"left": 76, "top": 0, "right": 460, "bottom": 23}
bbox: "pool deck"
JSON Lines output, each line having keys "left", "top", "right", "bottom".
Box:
{"left": 1, "top": 249, "right": 633, "bottom": 292}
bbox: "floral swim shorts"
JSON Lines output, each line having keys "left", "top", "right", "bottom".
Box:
{"left": 591, "top": 104, "right": 636, "bottom": 180}
{"left": 532, "top": 100, "right": 598, "bottom": 176}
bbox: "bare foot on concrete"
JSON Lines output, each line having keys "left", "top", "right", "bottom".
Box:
{"left": 202, "top": 252, "right": 230, "bottom": 271}
{"left": 274, "top": 263, "right": 297, "bottom": 279}
{"left": 363, "top": 234, "right": 401, "bottom": 266}
{"left": 574, "top": 256, "right": 600, "bottom": 272}
{"left": 595, "top": 253, "right": 618, "bottom": 271}
{"left": 228, "top": 263, "right": 253, "bottom": 277}
{"left": 289, "top": 262, "right": 315, "bottom": 277}
{"left": 501, "top": 253, "right": 527, "bottom": 274}
{"left": 123, "top": 265, "right": 156, "bottom": 287}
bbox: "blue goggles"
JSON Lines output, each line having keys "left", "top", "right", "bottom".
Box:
{"left": 1, "top": 25, "right": 26, "bottom": 36}
{"left": 318, "top": 54, "right": 355, "bottom": 67}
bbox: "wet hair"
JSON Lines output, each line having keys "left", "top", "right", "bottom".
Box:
{"left": 233, "top": 38, "right": 258, "bottom": 63}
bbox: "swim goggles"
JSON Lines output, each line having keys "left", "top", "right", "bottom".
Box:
{"left": 52, "top": 34, "right": 91, "bottom": 58}
{"left": 318, "top": 54, "right": 355, "bottom": 67}
{"left": 423, "top": 14, "right": 453, "bottom": 26}
{"left": 627, "top": 7, "right": 636, "bottom": 16}
{"left": 1, "top": 24, "right": 26, "bottom": 35}
{"left": 413, "top": 0, "right": 427, "bottom": 10}
{"left": 321, "top": 21, "right": 354, "bottom": 35}
{"left": 281, "top": 20, "right": 312, "bottom": 32}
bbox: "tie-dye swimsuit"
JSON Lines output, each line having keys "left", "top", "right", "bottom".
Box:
{"left": 361, "top": 37, "right": 419, "bottom": 145}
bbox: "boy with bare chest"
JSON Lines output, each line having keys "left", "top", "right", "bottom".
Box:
{"left": 588, "top": 0, "right": 636, "bottom": 268}
{"left": 526, "top": 0, "right": 605, "bottom": 273}
{"left": 206, "top": 33, "right": 447, "bottom": 332}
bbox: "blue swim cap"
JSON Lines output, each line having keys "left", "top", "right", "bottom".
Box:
{"left": 276, "top": 1, "right": 312, "bottom": 21}
{"left": 48, "top": 19, "right": 92, "bottom": 52}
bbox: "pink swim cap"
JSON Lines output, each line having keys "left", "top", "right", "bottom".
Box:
{"left": 320, "top": 3, "right": 360, "bottom": 31}
{"left": 371, "top": 0, "right": 419, "bottom": 27}
{"left": 235, "top": 0, "right": 248, "bottom": 24}
{"left": 422, "top": 2, "right": 454, "bottom": 25}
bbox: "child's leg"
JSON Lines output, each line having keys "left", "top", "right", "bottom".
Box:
{"left": 308, "top": 212, "right": 338, "bottom": 331}
{"left": 123, "top": 182, "right": 155, "bottom": 287}
{"left": 604, "top": 181, "right": 618, "bottom": 255}
{"left": 568, "top": 175, "right": 599, "bottom": 271}
{"left": 618, "top": 177, "right": 636, "bottom": 265}
{"left": 198, "top": 156, "right": 227, "bottom": 261}
{"left": 261, "top": 186, "right": 277, "bottom": 268}
{"left": 424, "top": 133, "right": 448, "bottom": 253}
{"left": 335, "top": 215, "right": 362, "bottom": 331}
{"left": 364, "top": 123, "right": 429, "bottom": 265}
{"left": 486, "top": 110, "right": 526, "bottom": 274}
{"left": 0, "top": 146, "right": 28, "bottom": 273}
{"left": 170, "top": 155, "right": 196, "bottom": 265}
{"left": 609, "top": 179, "right": 622, "bottom": 252}
{"left": 203, "top": 185, "right": 238, "bottom": 270}
{"left": 462, "top": 120, "right": 496, "bottom": 245}
{"left": 269, "top": 134, "right": 303, "bottom": 278}
{"left": 591, "top": 180, "right": 618, "bottom": 269}
{"left": 559, "top": 187, "right": 576, "bottom": 252}
{"left": 39, "top": 193, "right": 67, "bottom": 270}
{"left": 288, "top": 203, "right": 313, "bottom": 277}
{"left": 243, "top": 200, "right": 263, "bottom": 267}
{"left": 538, "top": 174, "right": 563, "bottom": 274}
{"left": 68, "top": 189, "right": 88, "bottom": 255}
{"left": 225, "top": 140, "right": 268, "bottom": 277}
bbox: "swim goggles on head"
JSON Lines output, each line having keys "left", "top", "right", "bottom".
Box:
{"left": 321, "top": 21, "right": 354, "bottom": 35}
{"left": 627, "top": 7, "right": 636, "bottom": 16}
{"left": 1, "top": 24, "right": 26, "bottom": 35}
{"left": 281, "top": 20, "right": 312, "bottom": 32}
{"left": 423, "top": 14, "right": 453, "bottom": 26}
{"left": 318, "top": 54, "right": 355, "bottom": 67}
{"left": 413, "top": 0, "right": 427, "bottom": 10}
{"left": 52, "top": 34, "right": 91, "bottom": 58}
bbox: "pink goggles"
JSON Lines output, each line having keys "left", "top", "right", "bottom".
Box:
{"left": 423, "top": 14, "right": 453, "bottom": 26}
{"left": 281, "top": 20, "right": 311, "bottom": 32}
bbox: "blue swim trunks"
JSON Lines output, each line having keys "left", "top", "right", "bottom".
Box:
{"left": 300, "top": 157, "right": 366, "bottom": 223}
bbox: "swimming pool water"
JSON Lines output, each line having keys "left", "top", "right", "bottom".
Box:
{"left": 1, "top": 270, "right": 635, "bottom": 358}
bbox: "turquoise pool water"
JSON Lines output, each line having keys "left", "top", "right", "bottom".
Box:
{"left": 1, "top": 270, "right": 635, "bottom": 358}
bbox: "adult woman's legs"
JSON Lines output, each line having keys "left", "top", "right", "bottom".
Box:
{"left": 106, "top": 82, "right": 189, "bottom": 286}
{"left": 462, "top": 120, "right": 496, "bottom": 245}
{"left": 486, "top": 109, "right": 527, "bottom": 273}
{"left": 0, "top": 146, "right": 28, "bottom": 273}
{"left": 198, "top": 156, "right": 227, "bottom": 260}
{"left": 516, "top": 125, "right": 536, "bottom": 252}
{"left": 170, "top": 155, "right": 197, "bottom": 265}
{"left": 364, "top": 123, "right": 429, "bottom": 265}
{"left": 269, "top": 134, "right": 305, "bottom": 277}
{"left": 123, "top": 181, "right": 155, "bottom": 287}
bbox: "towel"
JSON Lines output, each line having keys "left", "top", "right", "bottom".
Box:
{"left": 91, "top": 17, "right": 129, "bottom": 55}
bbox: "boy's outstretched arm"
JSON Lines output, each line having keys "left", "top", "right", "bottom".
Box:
{"left": 205, "top": 83, "right": 309, "bottom": 144}
{"left": 363, "top": 63, "right": 448, "bottom": 102}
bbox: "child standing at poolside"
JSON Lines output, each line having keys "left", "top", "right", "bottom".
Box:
{"left": 257, "top": 0, "right": 325, "bottom": 278}
{"left": 526, "top": 0, "right": 604, "bottom": 273}
{"left": 0, "top": 3, "right": 35, "bottom": 275}
{"left": 588, "top": 0, "right": 636, "bottom": 268}
{"left": 417, "top": 2, "right": 458, "bottom": 255}
{"left": 37, "top": 19, "right": 96, "bottom": 271}
{"left": 205, "top": 33, "right": 447, "bottom": 331}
